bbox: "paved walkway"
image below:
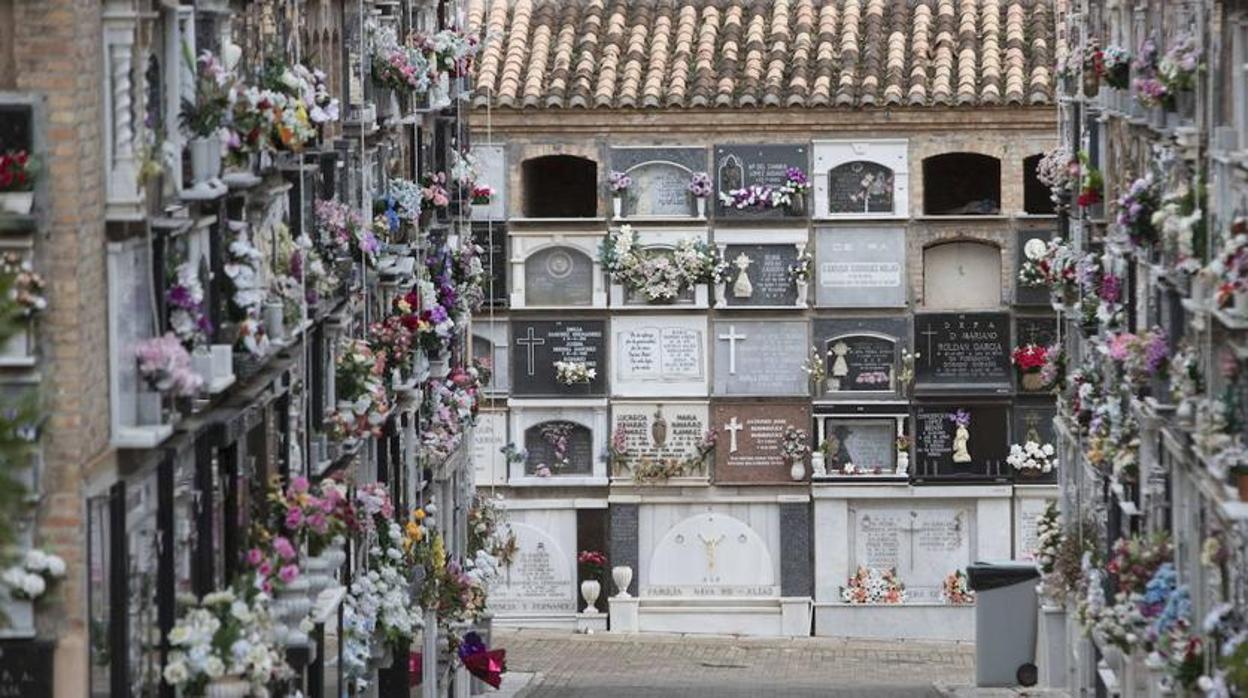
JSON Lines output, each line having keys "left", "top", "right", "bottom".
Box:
{"left": 489, "top": 628, "right": 986, "bottom": 697}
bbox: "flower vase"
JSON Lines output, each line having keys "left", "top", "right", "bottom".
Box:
{"left": 376, "top": 88, "right": 395, "bottom": 120}
{"left": 205, "top": 677, "right": 251, "bottom": 698}
{"left": 1235, "top": 287, "right": 1248, "bottom": 317}
{"left": 264, "top": 301, "right": 286, "bottom": 342}
{"left": 1, "top": 325, "right": 30, "bottom": 359}
{"left": 810, "top": 452, "right": 827, "bottom": 477}
{"left": 1021, "top": 371, "right": 1047, "bottom": 391}
{"left": 787, "top": 193, "right": 806, "bottom": 216}
{"left": 136, "top": 389, "right": 164, "bottom": 427}
{"left": 0, "top": 192, "right": 34, "bottom": 215}
{"left": 273, "top": 578, "right": 313, "bottom": 645}
{"left": 191, "top": 346, "right": 214, "bottom": 385}
{"left": 611, "top": 566, "right": 633, "bottom": 598}
{"left": 323, "top": 538, "right": 347, "bottom": 571}
{"left": 795, "top": 280, "right": 808, "bottom": 305}
{"left": 189, "top": 135, "right": 219, "bottom": 188}
{"left": 695, "top": 197, "right": 706, "bottom": 218}
{"left": 580, "top": 579, "right": 601, "bottom": 612}
{"left": 303, "top": 555, "right": 334, "bottom": 601}
{"left": 612, "top": 196, "right": 623, "bottom": 219}
{"left": 895, "top": 451, "right": 910, "bottom": 475}
{"left": 1082, "top": 72, "right": 1100, "bottom": 98}
{"left": 788, "top": 459, "right": 806, "bottom": 481}
{"left": 429, "top": 353, "right": 449, "bottom": 379}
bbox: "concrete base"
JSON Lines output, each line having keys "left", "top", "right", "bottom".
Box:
{"left": 637, "top": 598, "right": 788, "bottom": 637}
{"left": 576, "top": 611, "right": 608, "bottom": 633}
{"left": 780, "top": 597, "right": 813, "bottom": 637}
{"left": 815, "top": 603, "right": 975, "bottom": 642}
{"left": 609, "top": 596, "right": 639, "bottom": 633}
{"left": 492, "top": 613, "right": 578, "bottom": 631}
{"left": 1037, "top": 605, "right": 1067, "bottom": 688}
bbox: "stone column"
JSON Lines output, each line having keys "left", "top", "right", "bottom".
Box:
{"left": 779, "top": 496, "right": 813, "bottom": 637}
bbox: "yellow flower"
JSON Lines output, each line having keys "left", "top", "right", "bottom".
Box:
{"left": 432, "top": 534, "right": 446, "bottom": 573}
{"left": 413, "top": 508, "right": 427, "bottom": 521}
{"left": 406, "top": 521, "right": 424, "bottom": 542}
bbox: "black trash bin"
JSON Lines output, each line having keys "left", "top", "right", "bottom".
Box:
{"left": 966, "top": 561, "right": 1041, "bottom": 687}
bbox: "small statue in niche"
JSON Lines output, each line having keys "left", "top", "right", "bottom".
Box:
{"left": 950, "top": 409, "right": 972, "bottom": 463}
{"left": 830, "top": 341, "right": 850, "bottom": 379}
{"left": 731, "top": 253, "right": 754, "bottom": 298}
{"left": 651, "top": 409, "right": 668, "bottom": 448}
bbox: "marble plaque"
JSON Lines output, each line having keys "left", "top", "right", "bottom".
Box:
{"left": 711, "top": 401, "right": 811, "bottom": 484}
{"left": 722, "top": 244, "right": 800, "bottom": 307}
{"left": 825, "top": 334, "right": 897, "bottom": 393}
{"left": 524, "top": 245, "right": 594, "bottom": 307}
{"left": 850, "top": 502, "right": 972, "bottom": 602}
{"left": 714, "top": 144, "right": 809, "bottom": 219}
{"left": 613, "top": 316, "right": 707, "bottom": 397}
{"left": 913, "top": 313, "right": 1012, "bottom": 393}
{"left": 826, "top": 161, "right": 896, "bottom": 215}
{"left": 491, "top": 511, "right": 577, "bottom": 615}
{"left": 471, "top": 320, "right": 510, "bottom": 393}
{"left": 472, "top": 224, "right": 508, "bottom": 305}
{"left": 470, "top": 144, "right": 507, "bottom": 221}
{"left": 472, "top": 411, "right": 509, "bottom": 485}
{"left": 627, "top": 161, "right": 695, "bottom": 217}
{"left": 510, "top": 319, "right": 607, "bottom": 397}
{"left": 611, "top": 402, "right": 710, "bottom": 478}
{"left": 820, "top": 418, "right": 896, "bottom": 472}
{"left": 1015, "top": 495, "right": 1055, "bottom": 561}
{"left": 645, "top": 512, "right": 780, "bottom": 597}
{"left": 713, "top": 320, "right": 809, "bottom": 396}
{"left": 523, "top": 420, "right": 594, "bottom": 476}
{"left": 814, "top": 228, "right": 906, "bottom": 307}
{"left": 913, "top": 403, "right": 1010, "bottom": 480}
{"left": 1014, "top": 229, "right": 1055, "bottom": 306}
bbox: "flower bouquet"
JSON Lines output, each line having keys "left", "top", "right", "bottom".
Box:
{"left": 1115, "top": 175, "right": 1160, "bottom": 250}
{"left": 578, "top": 550, "right": 606, "bottom": 579}
{"left": 1035, "top": 146, "right": 1076, "bottom": 207}
{"left": 372, "top": 26, "right": 431, "bottom": 95}
{"left": 0, "top": 251, "right": 47, "bottom": 319}
{"left": 554, "top": 360, "right": 595, "bottom": 386}
{"left": 1212, "top": 221, "right": 1248, "bottom": 312}
{"left": 420, "top": 172, "right": 450, "bottom": 219}
{"left": 840, "top": 567, "right": 906, "bottom": 604}
{"left": 598, "top": 225, "right": 722, "bottom": 302}
{"left": 0, "top": 150, "right": 37, "bottom": 214}
{"left": 788, "top": 251, "right": 813, "bottom": 287}
{"left": 1158, "top": 33, "right": 1200, "bottom": 109}
{"left": 136, "top": 333, "right": 204, "bottom": 397}
{"left": 688, "top": 172, "right": 711, "bottom": 216}
{"left": 328, "top": 338, "right": 392, "bottom": 442}
{"left": 316, "top": 199, "right": 378, "bottom": 265}
{"left": 1012, "top": 343, "right": 1050, "bottom": 391}
{"left": 470, "top": 184, "right": 494, "bottom": 205}
{"left": 1007, "top": 441, "right": 1057, "bottom": 477}
{"left": 1100, "top": 46, "right": 1131, "bottom": 89}
{"left": 162, "top": 589, "right": 292, "bottom": 697}
{"left": 167, "top": 261, "right": 212, "bottom": 349}
{"left": 941, "top": 570, "right": 975, "bottom": 605}
{"left": 718, "top": 167, "right": 811, "bottom": 213}
{"left": 1076, "top": 152, "right": 1103, "bottom": 209}
{"left": 1, "top": 549, "right": 66, "bottom": 601}
{"left": 780, "top": 426, "right": 810, "bottom": 465}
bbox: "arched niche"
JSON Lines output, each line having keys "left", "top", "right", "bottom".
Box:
{"left": 648, "top": 513, "right": 775, "bottom": 588}
{"left": 523, "top": 420, "right": 594, "bottom": 476}
{"left": 523, "top": 245, "right": 594, "bottom": 306}
{"left": 824, "top": 333, "right": 898, "bottom": 393}
{"left": 624, "top": 160, "right": 694, "bottom": 217}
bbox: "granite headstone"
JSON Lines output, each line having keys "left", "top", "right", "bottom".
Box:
{"left": 913, "top": 403, "right": 1010, "bottom": 480}
{"left": 712, "top": 320, "right": 809, "bottom": 396}
{"left": 913, "top": 313, "right": 1012, "bottom": 393}
{"left": 714, "top": 144, "right": 809, "bottom": 219}
{"left": 722, "top": 244, "right": 800, "bottom": 307}
{"left": 510, "top": 319, "right": 607, "bottom": 397}
{"left": 711, "top": 401, "right": 812, "bottom": 484}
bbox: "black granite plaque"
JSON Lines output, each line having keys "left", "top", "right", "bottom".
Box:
{"left": 472, "top": 224, "right": 508, "bottom": 305}
{"left": 714, "top": 144, "right": 809, "bottom": 219}
{"left": 510, "top": 319, "right": 607, "bottom": 397}
{"left": 821, "top": 418, "right": 897, "bottom": 471}
{"left": 523, "top": 420, "right": 594, "bottom": 475}
{"left": 1014, "top": 229, "right": 1056, "bottom": 306}
{"left": 826, "top": 334, "right": 897, "bottom": 393}
{"left": 913, "top": 403, "right": 1010, "bottom": 481}
{"left": 827, "top": 160, "right": 896, "bottom": 214}
{"left": 524, "top": 245, "right": 593, "bottom": 306}
{"left": 1011, "top": 399, "right": 1058, "bottom": 483}
{"left": 914, "top": 313, "right": 1012, "bottom": 393}
{"left": 0, "top": 640, "right": 53, "bottom": 698}
{"left": 1015, "top": 316, "right": 1058, "bottom": 348}
{"left": 723, "top": 244, "right": 800, "bottom": 306}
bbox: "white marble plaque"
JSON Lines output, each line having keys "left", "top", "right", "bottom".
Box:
{"left": 490, "top": 510, "right": 578, "bottom": 615}
{"left": 470, "top": 144, "right": 507, "bottom": 221}
{"left": 1014, "top": 495, "right": 1055, "bottom": 561}
{"left": 611, "top": 402, "right": 709, "bottom": 476}
{"left": 645, "top": 512, "right": 779, "bottom": 597}
{"left": 471, "top": 411, "right": 508, "bottom": 486}
{"left": 612, "top": 316, "right": 708, "bottom": 397}
{"left": 814, "top": 228, "right": 907, "bottom": 308}
{"left": 850, "top": 503, "right": 972, "bottom": 602}
{"left": 628, "top": 161, "right": 694, "bottom": 217}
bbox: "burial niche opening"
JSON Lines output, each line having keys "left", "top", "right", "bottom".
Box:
{"left": 922, "top": 153, "right": 1001, "bottom": 215}
{"left": 1023, "top": 153, "right": 1056, "bottom": 215}
{"left": 522, "top": 155, "right": 598, "bottom": 218}
{"left": 922, "top": 241, "right": 1002, "bottom": 308}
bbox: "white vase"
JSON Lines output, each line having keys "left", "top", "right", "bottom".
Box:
{"left": 795, "top": 281, "right": 808, "bottom": 305}
{"left": 611, "top": 565, "right": 633, "bottom": 598}
{"left": 136, "top": 390, "right": 164, "bottom": 426}
{"left": 580, "top": 579, "right": 601, "bottom": 612}
{"left": 429, "top": 353, "right": 450, "bottom": 379}
{"left": 612, "top": 196, "right": 623, "bottom": 219}
{"left": 273, "top": 579, "right": 313, "bottom": 645}
{"left": 1235, "top": 287, "right": 1248, "bottom": 317}
{"left": 895, "top": 451, "right": 910, "bottom": 475}
{"left": 264, "top": 301, "right": 286, "bottom": 341}
{"left": 695, "top": 197, "right": 706, "bottom": 218}
{"left": 189, "top": 135, "right": 218, "bottom": 186}
{"left": 810, "top": 452, "right": 826, "bottom": 476}
{"left": 205, "top": 677, "right": 251, "bottom": 698}
{"left": 323, "top": 538, "right": 347, "bottom": 572}
{"left": 789, "top": 459, "right": 806, "bottom": 481}
{"left": 0, "top": 191, "right": 34, "bottom": 215}
{"left": 303, "top": 555, "right": 334, "bottom": 601}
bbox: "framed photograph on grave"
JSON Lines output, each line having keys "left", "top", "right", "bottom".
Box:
{"left": 714, "top": 144, "right": 810, "bottom": 220}
{"left": 712, "top": 228, "right": 808, "bottom": 309}
{"left": 471, "top": 320, "right": 511, "bottom": 394}
{"left": 813, "top": 227, "right": 907, "bottom": 308}
{"left": 813, "top": 416, "right": 906, "bottom": 478}
{"left": 472, "top": 224, "right": 508, "bottom": 307}
{"left": 913, "top": 312, "right": 1012, "bottom": 395}
{"left": 609, "top": 401, "right": 712, "bottom": 483}
{"left": 510, "top": 232, "right": 606, "bottom": 309}
{"left": 813, "top": 317, "right": 911, "bottom": 400}
{"left": 606, "top": 227, "right": 711, "bottom": 308}
{"left": 712, "top": 319, "right": 809, "bottom": 397}
{"left": 472, "top": 409, "right": 509, "bottom": 486}
{"left": 612, "top": 315, "right": 708, "bottom": 397}
{"left": 812, "top": 139, "right": 910, "bottom": 219}
{"left": 509, "top": 318, "right": 608, "bottom": 398}
{"left": 508, "top": 406, "right": 608, "bottom": 485}
{"left": 1014, "top": 229, "right": 1056, "bottom": 306}
{"left": 469, "top": 144, "right": 507, "bottom": 221}
{"left": 711, "top": 401, "right": 812, "bottom": 484}
{"left": 912, "top": 402, "right": 1010, "bottom": 481}
{"left": 609, "top": 146, "right": 708, "bottom": 220}
{"left": 1011, "top": 399, "right": 1058, "bottom": 483}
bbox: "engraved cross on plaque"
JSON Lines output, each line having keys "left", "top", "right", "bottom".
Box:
{"left": 900, "top": 511, "right": 921, "bottom": 572}
{"left": 919, "top": 327, "right": 941, "bottom": 366}
{"left": 725, "top": 417, "right": 743, "bottom": 452}
{"left": 718, "top": 325, "right": 747, "bottom": 374}
{"left": 516, "top": 327, "right": 546, "bottom": 376}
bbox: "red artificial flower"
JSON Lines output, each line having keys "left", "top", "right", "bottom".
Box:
{"left": 1011, "top": 344, "right": 1048, "bottom": 372}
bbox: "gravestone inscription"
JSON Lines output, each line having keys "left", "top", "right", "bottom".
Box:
{"left": 711, "top": 401, "right": 811, "bottom": 484}
{"left": 723, "top": 244, "right": 800, "bottom": 307}
{"left": 713, "top": 320, "right": 808, "bottom": 396}
{"left": 472, "top": 411, "right": 508, "bottom": 485}
{"left": 825, "top": 335, "right": 897, "bottom": 393}
{"left": 491, "top": 520, "right": 576, "bottom": 615}
{"left": 913, "top": 313, "right": 1012, "bottom": 392}
{"left": 616, "top": 325, "right": 703, "bottom": 382}
{"left": 611, "top": 403, "right": 710, "bottom": 477}
{"left": 510, "top": 319, "right": 607, "bottom": 396}
{"left": 525, "top": 245, "right": 594, "bottom": 306}
{"left": 852, "top": 504, "right": 972, "bottom": 602}
{"left": 628, "top": 162, "right": 694, "bottom": 217}
{"left": 815, "top": 228, "right": 906, "bottom": 307}
{"left": 0, "top": 640, "right": 54, "bottom": 698}
{"left": 714, "top": 144, "right": 809, "bottom": 219}
{"left": 913, "top": 403, "right": 1010, "bottom": 480}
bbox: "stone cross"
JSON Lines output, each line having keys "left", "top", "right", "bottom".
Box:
{"left": 718, "top": 325, "right": 747, "bottom": 374}
{"left": 900, "top": 511, "right": 922, "bottom": 572}
{"left": 516, "top": 327, "right": 546, "bottom": 375}
{"left": 724, "top": 417, "right": 743, "bottom": 452}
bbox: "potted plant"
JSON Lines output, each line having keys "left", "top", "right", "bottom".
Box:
{"left": 688, "top": 172, "right": 712, "bottom": 218}
{"left": 577, "top": 550, "right": 606, "bottom": 613}
{"left": 0, "top": 253, "right": 47, "bottom": 358}
{"left": 1012, "top": 344, "right": 1050, "bottom": 391}
{"left": 181, "top": 48, "right": 231, "bottom": 192}
{"left": 609, "top": 170, "right": 631, "bottom": 219}
{"left": 0, "top": 150, "right": 36, "bottom": 215}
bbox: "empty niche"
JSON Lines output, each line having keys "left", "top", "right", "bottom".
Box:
{"left": 1023, "top": 153, "right": 1056, "bottom": 215}
{"left": 922, "top": 241, "right": 1002, "bottom": 308}
{"left": 522, "top": 154, "right": 598, "bottom": 218}
{"left": 922, "top": 153, "right": 1001, "bottom": 215}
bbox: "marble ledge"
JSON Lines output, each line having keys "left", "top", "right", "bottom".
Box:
{"left": 810, "top": 483, "right": 1013, "bottom": 499}
{"left": 497, "top": 497, "right": 608, "bottom": 511}
{"left": 506, "top": 397, "right": 610, "bottom": 408}
{"left": 608, "top": 488, "right": 811, "bottom": 505}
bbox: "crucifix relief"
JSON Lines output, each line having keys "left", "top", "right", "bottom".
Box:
{"left": 724, "top": 417, "right": 743, "bottom": 452}
{"left": 697, "top": 533, "right": 726, "bottom": 583}
{"left": 516, "top": 327, "right": 546, "bottom": 375}
{"left": 718, "top": 325, "right": 747, "bottom": 374}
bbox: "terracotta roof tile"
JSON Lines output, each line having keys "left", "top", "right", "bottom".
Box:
{"left": 467, "top": 0, "right": 1054, "bottom": 109}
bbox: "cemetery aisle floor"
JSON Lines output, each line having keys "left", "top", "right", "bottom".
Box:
{"left": 494, "top": 628, "right": 974, "bottom": 697}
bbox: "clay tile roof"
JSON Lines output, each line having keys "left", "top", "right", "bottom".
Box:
{"left": 467, "top": 0, "right": 1054, "bottom": 109}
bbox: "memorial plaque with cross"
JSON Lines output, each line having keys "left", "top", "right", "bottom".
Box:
{"left": 510, "top": 319, "right": 607, "bottom": 397}
{"left": 712, "top": 320, "right": 809, "bottom": 396}
{"left": 913, "top": 313, "right": 1012, "bottom": 394}
{"left": 711, "top": 401, "right": 811, "bottom": 484}
{"left": 714, "top": 144, "right": 809, "bottom": 219}
{"left": 850, "top": 502, "right": 972, "bottom": 601}
{"left": 912, "top": 402, "right": 1010, "bottom": 481}
{"left": 472, "top": 223, "right": 509, "bottom": 306}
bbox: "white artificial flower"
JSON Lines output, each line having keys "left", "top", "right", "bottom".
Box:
{"left": 162, "top": 657, "right": 190, "bottom": 685}
{"left": 204, "top": 656, "right": 226, "bottom": 679}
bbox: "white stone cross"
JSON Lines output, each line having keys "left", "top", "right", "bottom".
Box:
{"left": 718, "top": 325, "right": 747, "bottom": 374}
{"left": 724, "top": 417, "right": 743, "bottom": 452}
{"left": 516, "top": 327, "right": 546, "bottom": 375}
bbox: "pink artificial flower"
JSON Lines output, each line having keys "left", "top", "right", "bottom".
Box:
{"left": 278, "top": 564, "right": 300, "bottom": 585}
{"left": 308, "top": 512, "right": 329, "bottom": 534}
{"left": 290, "top": 476, "right": 310, "bottom": 494}
{"left": 246, "top": 548, "right": 263, "bottom": 566}
{"left": 285, "top": 507, "right": 304, "bottom": 530}
{"left": 274, "top": 536, "right": 297, "bottom": 561}
{"left": 258, "top": 561, "right": 273, "bottom": 578}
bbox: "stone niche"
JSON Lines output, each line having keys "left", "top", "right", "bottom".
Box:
{"left": 912, "top": 402, "right": 1011, "bottom": 482}
{"left": 813, "top": 227, "right": 907, "bottom": 308}
{"left": 1011, "top": 397, "right": 1058, "bottom": 484}
{"left": 607, "top": 227, "right": 711, "bottom": 308}
{"left": 507, "top": 404, "right": 608, "bottom": 486}
{"left": 812, "top": 414, "right": 907, "bottom": 479}
{"left": 711, "top": 319, "right": 809, "bottom": 397}
{"left": 710, "top": 400, "right": 812, "bottom": 484}
{"left": 812, "top": 139, "right": 910, "bottom": 219}
{"left": 912, "top": 312, "right": 1013, "bottom": 395}
{"left": 471, "top": 223, "right": 508, "bottom": 307}
{"left": 510, "top": 232, "right": 607, "bottom": 309}
{"left": 1013, "top": 228, "right": 1056, "bottom": 306}
{"left": 509, "top": 318, "right": 608, "bottom": 398}
{"left": 472, "top": 409, "right": 509, "bottom": 486}
{"left": 714, "top": 144, "right": 810, "bottom": 220}
{"left": 609, "top": 146, "right": 708, "bottom": 219}
{"left": 609, "top": 401, "right": 711, "bottom": 483}
{"left": 470, "top": 143, "right": 507, "bottom": 222}
{"left": 813, "top": 317, "right": 910, "bottom": 400}
{"left": 712, "top": 228, "right": 809, "bottom": 309}
{"left": 490, "top": 507, "right": 579, "bottom": 627}
{"left": 471, "top": 319, "right": 510, "bottom": 394}
{"left": 611, "top": 315, "right": 708, "bottom": 398}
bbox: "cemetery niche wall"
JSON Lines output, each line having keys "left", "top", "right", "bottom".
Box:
{"left": 609, "top": 401, "right": 712, "bottom": 484}
{"left": 812, "top": 139, "right": 910, "bottom": 219}
{"left": 712, "top": 228, "right": 808, "bottom": 309}
{"left": 711, "top": 319, "right": 808, "bottom": 397}
{"left": 813, "top": 317, "right": 910, "bottom": 401}
{"left": 714, "top": 144, "right": 811, "bottom": 220}
{"left": 814, "top": 227, "right": 907, "bottom": 308}
{"left": 507, "top": 404, "right": 609, "bottom": 486}
{"left": 606, "top": 226, "right": 712, "bottom": 308}
{"left": 509, "top": 231, "right": 607, "bottom": 308}
{"left": 611, "top": 315, "right": 708, "bottom": 397}
{"left": 609, "top": 146, "right": 708, "bottom": 220}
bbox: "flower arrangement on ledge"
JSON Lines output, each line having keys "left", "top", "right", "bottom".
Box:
{"left": 1035, "top": 147, "right": 1076, "bottom": 207}
{"left": 1097, "top": 45, "right": 1132, "bottom": 89}
{"left": 688, "top": 172, "right": 712, "bottom": 199}
{"left": 1102, "top": 326, "right": 1170, "bottom": 387}
{"left": 167, "top": 261, "right": 212, "bottom": 349}
{"left": 136, "top": 333, "right": 204, "bottom": 397}
{"left": 418, "top": 369, "right": 481, "bottom": 459}
{"left": 1018, "top": 237, "right": 1079, "bottom": 306}
{"left": 941, "top": 570, "right": 975, "bottom": 605}
{"left": 780, "top": 426, "right": 810, "bottom": 465}
{"left": 1211, "top": 220, "right": 1248, "bottom": 311}
{"left": 0, "top": 150, "right": 37, "bottom": 214}
{"left": 1115, "top": 174, "right": 1160, "bottom": 250}
{"left": 162, "top": 588, "right": 292, "bottom": 697}
{"left": 554, "top": 360, "right": 595, "bottom": 386}
{"left": 1077, "top": 152, "right": 1104, "bottom": 209}
{"left": 0, "top": 252, "right": 47, "bottom": 318}
{"left": 1012, "top": 343, "right": 1051, "bottom": 391}
{"left": 599, "top": 225, "right": 723, "bottom": 302}
{"left": 608, "top": 170, "right": 632, "bottom": 196}
{"left": 372, "top": 26, "right": 431, "bottom": 94}
{"left": 609, "top": 427, "right": 716, "bottom": 484}
{"left": 416, "top": 28, "right": 481, "bottom": 81}
{"left": 468, "top": 493, "right": 518, "bottom": 568}
{"left": 840, "top": 567, "right": 906, "bottom": 605}
{"left": 470, "top": 184, "right": 494, "bottom": 205}
{"left": 316, "top": 199, "right": 378, "bottom": 264}
{"left": 718, "top": 167, "right": 811, "bottom": 211}
{"left": 1007, "top": 441, "right": 1057, "bottom": 477}
{"left": 1154, "top": 181, "right": 1205, "bottom": 275}
{"left": 1, "top": 549, "right": 66, "bottom": 601}
{"left": 328, "top": 338, "right": 391, "bottom": 442}
{"left": 788, "top": 251, "right": 813, "bottom": 286}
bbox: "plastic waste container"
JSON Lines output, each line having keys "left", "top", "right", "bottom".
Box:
{"left": 966, "top": 560, "right": 1041, "bottom": 687}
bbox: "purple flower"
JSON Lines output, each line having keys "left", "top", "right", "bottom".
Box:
{"left": 429, "top": 305, "right": 449, "bottom": 324}
{"left": 167, "top": 285, "right": 193, "bottom": 307}
{"left": 1100, "top": 273, "right": 1122, "bottom": 303}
